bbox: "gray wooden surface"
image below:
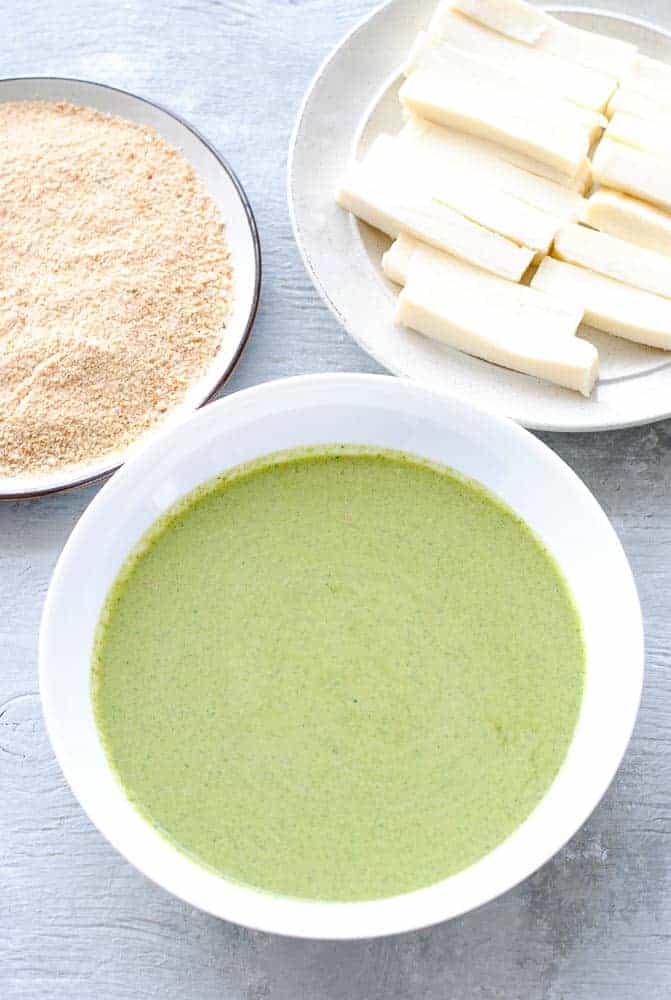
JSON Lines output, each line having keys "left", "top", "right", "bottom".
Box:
{"left": 2, "top": 1, "right": 670, "bottom": 997}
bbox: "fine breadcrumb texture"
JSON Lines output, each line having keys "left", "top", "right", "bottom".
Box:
{"left": 0, "top": 100, "right": 233, "bottom": 477}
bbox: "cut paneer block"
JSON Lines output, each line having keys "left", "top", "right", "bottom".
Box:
{"left": 382, "top": 234, "right": 419, "bottom": 286}
{"left": 399, "top": 68, "right": 593, "bottom": 175}
{"left": 582, "top": 190, "right": 671, "bottom": 257}
{"left": 400, "top": 45, "right": 607, "bottom": 141}
{"left": 436, "top": 0, "right": 548, "bottom": 45}
{"left": 618, "top": 55, "right": 671, "bottom": 107}
{"left": 508, "top": 148, "right": 591, "bottom": 193}
{"left": 433, "top": 0, "right": 637, "bottom": 78}
{"left": 553, "top": 223, "right": 671, "bottom": 300}
{"left": 430, "top": 175, "right": 559, "bottom": 254}
{"left": 363, "top": 134, "right": 561, "bottom": 253}
{"left": 607, "top": 83, "right": 671, "bottom": 121}
{"left": 531, "top": 256, "right": 671, "bottom": 349}
{"left": 592, "top": 138, "right": 671, "bottom": 213}
{"left": 398, "top": 116, "right": 591, "bottom": 199}
{"left": 384, "top": 233, "right": 588, "bottom": 342}
{"left": 629, "top": 54, "right": 671, "bottom": 94}
{"left": 606, "top": 111, "right": 671, "bottom": 158}
{"left": 407, "top": 16, "right": 615, "bottom": 111}
{"left": 397, "top": 241, "right": 581, "bottom": 324}
{"left": 335, "top": 163, "right": 534, "bottom": 279}
{"left": 396, "top": 246, "right": 598, "bottom": 395}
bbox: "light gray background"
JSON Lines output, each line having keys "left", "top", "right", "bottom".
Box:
{"left": 1, "top": 1, "right": 670, "bottom": 997}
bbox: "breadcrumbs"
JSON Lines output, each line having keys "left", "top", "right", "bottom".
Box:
{"left": 0, "top": 100, "right": 233, "bottom": 478}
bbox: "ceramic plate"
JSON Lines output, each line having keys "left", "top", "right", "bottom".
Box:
{"left": 0, "top": 77, "right": 261, "bottom": 500}
{"left": 40, "top": 374, "right": 643, "bottom": 938}
{"left": 288, "top": 3, "right": 671, "bottom": 432}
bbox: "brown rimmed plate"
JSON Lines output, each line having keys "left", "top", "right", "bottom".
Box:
{"left": 0, "top": 76, "right": 261, "bottom": 500}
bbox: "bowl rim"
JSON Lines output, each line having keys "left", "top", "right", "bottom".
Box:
{"left": 0, "top": 75, "right": 261, "bottom": 502}
{"left": 39, "top": 373, "right": 645, "bottom": 939}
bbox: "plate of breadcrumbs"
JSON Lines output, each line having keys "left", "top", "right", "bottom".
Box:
{"left": 0, "top": 77, "right": 260, "bottom": 500}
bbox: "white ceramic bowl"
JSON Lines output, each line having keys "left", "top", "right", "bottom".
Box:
{"left": 0, "top": 77, "right": 260, "bottom": 500}
{"left": 40, "top": 374, "right": 644, "bottom": 939}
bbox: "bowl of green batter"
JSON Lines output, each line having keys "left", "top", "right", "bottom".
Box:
{"left": 40, "top": 374, "right": 644, "bottom": 938}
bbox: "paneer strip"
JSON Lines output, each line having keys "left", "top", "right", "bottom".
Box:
{"left": 492, "top": 144, "right": 591, "bottom": 193}
{"left": 529, "top": 19, "right": 636, "bottom": 79}
{"left": 407, "top": 16, "right": 615, "bottom": 112}
{"left": 383, "top": 234, "right": 419, "bottom": 286}
{"left": 582, "top": 190, "right": 671, "bottom": 257}
{"left": 434, "top": 0, "right": 637, "bottom": 78}
{"left": 428, "top": 175, "right": 558, "bottom": 254}
{"left": 433, "top": 0, "right": 548, "bottom": 44}
{"left": 400, "top": 45, "right": 607, "bottom": 140}
{"left": 386, "top": 236, "right": 595, "bottom": 347}
{"left": 618, "top": 57, "right": 671, "bottom": 105}
{"left": 384, "top": 233, "right": 588, "bottom": 343}
{"left": 363, "top": 134, "right": 560, "bottom": 253}
{"left": 531, "top": 256, "right": 671, "bottom": 349}
{"left": 398, "top": 117, "right": 591, "bottom": 198}
{"left": 391, "top": 240, "right": 579, "bottom": 319}
{"left": 630, "top": 54, "right": 671, "bottom": 93}
{"left": 399, "top": 240, "right": 589, "bottom": 338}
{"left": 553, "top": 223, "right": 671, "bottom": 300}
{"left": 396, "top": 248, "right": 597, "bottom": 395}
{"left": 399, "top": 69, "right": 592, "bottom": 175}
{"left": 607, "top": 83, "right": 671, "bottom": 121}
{"left": 592, "top": 138, "right": 671, "bottom": 213}
{"left": 606, "top": 111, "right": 671, "bottom": 158}
{"left": 335, "top": 164, "right": 534, "bottom": 279}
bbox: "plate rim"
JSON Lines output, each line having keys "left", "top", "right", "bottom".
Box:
{"left": 287, "top": 3, "right": 671, "bottom": 434}
{"left": 0, "top": 75, "right": 262, "bottom": 502}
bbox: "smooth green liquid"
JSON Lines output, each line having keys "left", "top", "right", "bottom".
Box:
{"left": 93, "top": 447, "right": 584, "bottom": 901}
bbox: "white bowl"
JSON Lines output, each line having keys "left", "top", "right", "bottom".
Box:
{"left": 0, "top": 76, "right": 261, "bottom": 500}
{"left": 40, "top": 374, "right": 644, "bottom": 939}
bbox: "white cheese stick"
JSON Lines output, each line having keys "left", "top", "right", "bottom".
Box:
{"left": 397, "top": 248, "right": 597, "bottom": 395}
{"left": 490, "top": 144, "right": 591, "bottom": 193}
{"left": 592, "top": 138, "right": 671, "bottom": 213}
{"left": 396, "top": 239, "right": 564, "bottom": 317}
{"left": 398, "top": 117, "right": 591, "bottom": 199}
{"left": 531, "top": 256, "right": 671, "bottom": 349}
{"left": 384, "top": 233, "right": 585, "bottom": 341}
{"left": 435, "top": 0, "right": 548, "bottom": 44}
{"left": 629, "top": 54, "right": 671, "bottom": 94}
{"left": 429, "top": 175, "right": 559, "bottom": 254}
{"left": 399, "top": 68, "right": 592, "bottom": 175}
{"left": 607, "top": 83, "right": 671, "bottom": 121}
{"left": 407, "top": 16, "right": 615, "bottom": 111}
{"left": 432, "top": 0, "right": 637, "bottom": 78}
{"left": 383, "top": 234, "right": 419, "bottom": 286}
{"left": 335, "top": 165, "right": 534, "bottom": 279}
{"left": 400, "top": 44, "right": 607, "bottom": 140}
{"left": 363, "top": 134, "right": 560, "bottom": 253}
{"left": 398, "top": 242, "right": 589, "bottom": 340}
{"left": 553, "top": 222, "right": 671, "bottom": 300}
{"left": 617, "top": 57, "right": 671, "bottom": 107}
{"left": 582, "top": 190, "right": 671, "bottom": 257}
{"left": 606, "top": 111, "right": 671, "bottom": 159}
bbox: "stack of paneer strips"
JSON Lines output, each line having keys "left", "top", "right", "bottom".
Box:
{"left": 335, "top": 0, "right": 671, "bottom": 396}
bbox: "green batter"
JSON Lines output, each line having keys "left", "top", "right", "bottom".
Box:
{"left": 92, "top": 446, "right": 584, "bottom": 901}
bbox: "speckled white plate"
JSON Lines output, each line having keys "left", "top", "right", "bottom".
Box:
{"left": 288, "top": 3, "right": 671, "bottom": 432}
{"left": 0, "top": 77, "right": 261, "bottom": 500}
